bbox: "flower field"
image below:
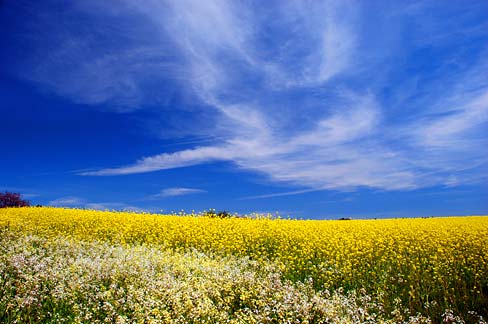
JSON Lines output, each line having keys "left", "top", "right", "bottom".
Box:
{"left": 1, "top": 207, "right": 487, "bottom": 323}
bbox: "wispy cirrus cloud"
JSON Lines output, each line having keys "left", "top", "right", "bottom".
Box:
{"left": 240, "top": 189, "right": 323, "bottom": 201}
{"left": 48, "top": 196, "right": 143, "bottom": 211}
{"left": 84, "top": 202, "right": 144, "bottom": 212}
{"left": 80, "top": 146, "right": 233, "bottom": 176}
{"left": 150, "top": 187, "right": 206, "bottom": 199}
{"left": 11, "top": 0, "right": 488, "bottom": 193}
{"left": 49, "top": 196, "right": 84, "bottom": 207}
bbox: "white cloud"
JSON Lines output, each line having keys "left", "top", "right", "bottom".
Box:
{"left": 49, "top": 196, "right": 84, "bottom": 206}
{"left": 290, "top": 94, "right": 380, "bottom": 146}
{"left": 152, "top": 187, "right": 206, "bottom": 198}
{"left": 84, "top": 202, "right": 144, "bottom": 212}
{"left": 48, "top": 196, "right": 143, "bottom": 211}
{"left": 80, "top": 146, "right": 234, "bottom": 176}
{"left": 83, "top": 92, "right": 420, "bottom": 191}
{"left": 318, "top": 0, "right": 358, "bottom": 82}
{"left": 416, "top": 90, "right": 488, "bottom": 148}
{"left": 240, "top": 189, "right": 323, "bottom": 200}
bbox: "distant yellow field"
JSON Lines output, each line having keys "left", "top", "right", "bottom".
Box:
{"left": 1, "top": 207, "right": 487, "bottom": 321}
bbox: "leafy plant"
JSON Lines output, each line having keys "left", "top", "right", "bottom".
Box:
{"left": 203, "top": 209, "right": 233, "bottom": 218}
{"left": 0, "top": 192, "right": 30, "bottom": 208}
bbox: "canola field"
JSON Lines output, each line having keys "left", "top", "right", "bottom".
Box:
{"left": 1, "top": 207, "right": 487, "bottom": 323}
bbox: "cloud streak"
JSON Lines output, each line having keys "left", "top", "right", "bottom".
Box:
{"left": 49, "top": 196, "right": 84, "bottom": 207}
{"left": 150, "top": 187, "right": 206, "bottom": 199}
{"left": 80, "top": 146, "right": 233, "bottom": 176}
{"left": 49, "top": 196, "right": 142, "bottom": 211}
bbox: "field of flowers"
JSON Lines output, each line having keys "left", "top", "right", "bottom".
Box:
{"left": 1, "top": 207, "right": 487, "bottom": 323}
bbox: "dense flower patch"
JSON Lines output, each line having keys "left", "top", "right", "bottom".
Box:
{"left": 1, "top": 207, "right": 487, "bottom": 322}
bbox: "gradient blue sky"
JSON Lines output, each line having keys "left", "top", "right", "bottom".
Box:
{"left": 1, "top": 0, "right": 487, "bottom": 219}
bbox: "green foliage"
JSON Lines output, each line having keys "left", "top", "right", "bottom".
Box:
{"left": 203, "top": 209, "right": 234, "bottom": 218}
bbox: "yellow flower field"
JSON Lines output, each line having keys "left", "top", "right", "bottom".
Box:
{"left": 1, "top": 207, "right": 487, "bottom": 322}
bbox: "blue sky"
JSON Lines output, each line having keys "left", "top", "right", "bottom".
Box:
{"left": 1, "top": 0, "right": 487, "bottom": 219}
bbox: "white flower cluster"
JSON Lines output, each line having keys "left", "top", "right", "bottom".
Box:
{"left": 0, "top": 230, "right": 434, "bottom": 324}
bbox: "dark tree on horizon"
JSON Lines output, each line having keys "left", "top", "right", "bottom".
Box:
{"left": 0, "top": 191, "right": 30, "bottom": 208}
